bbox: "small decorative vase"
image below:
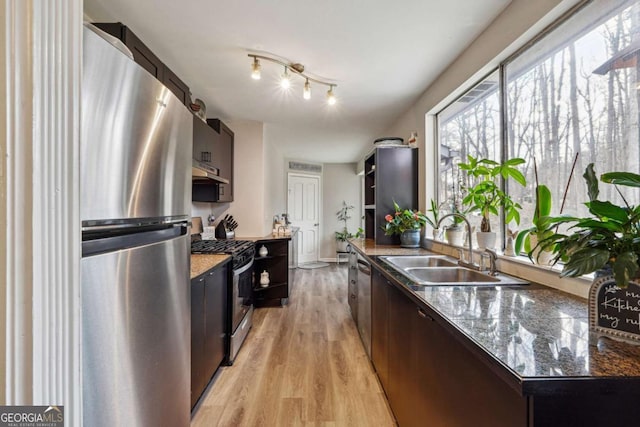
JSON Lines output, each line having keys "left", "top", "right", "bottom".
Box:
{"left": 476, "top": 231, "right": 496, "bottom": 250}
{"left": 432, "top": 228, "right": 441, "bottom": 241}
{"left": 258, "top": 245, "right": 268, "bottom": 257}
{"left": 260, "top": 270, "right": 270, "bottom": 287}
{"left": 445, "top": 227, "right": 465, "bottom": 246}
{"left": 504, "top": 234, "right": 516, "bottom": 256}
{"left": 400, "top": 229, "right": 420, "bottom": 248}
{"left": 504, "top": 229, "right": 517, "bottom": 256}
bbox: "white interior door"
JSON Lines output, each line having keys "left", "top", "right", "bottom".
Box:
{"left": 288, "top": 173, "right": 320, "bottom": 264}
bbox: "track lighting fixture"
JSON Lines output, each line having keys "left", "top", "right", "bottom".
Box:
{"left": 248, "top": 53, "right": 337, "bottom": 105}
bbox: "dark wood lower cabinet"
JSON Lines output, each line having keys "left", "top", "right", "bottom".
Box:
{"left": 191, "top": 262, "right": 229, "bottom": 409}
{"left": 369, "top": 263, "right": 640, "bottom": 426}
{"left": 190, "top": 276, "right": 206, "bottom": 409}
{"left": 371, "top": 269, "right": 389, "bottom": 391}
{"left": 373, "top": 265, "right": 526, "bottom": 427}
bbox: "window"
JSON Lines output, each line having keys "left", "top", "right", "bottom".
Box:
{"left": 437, "top": 0, "right": 640, "bottom": 249}
{"left": 437, "top": 70, "right": 501, "bottom": 241}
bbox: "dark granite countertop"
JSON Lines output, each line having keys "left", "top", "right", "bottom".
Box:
{"left": 350, "top": 239, "right": 640, "bottom": 396}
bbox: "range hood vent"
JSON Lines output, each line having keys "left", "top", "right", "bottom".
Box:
{"left": 192, "top": 159, "right": 229, "bottom": 184}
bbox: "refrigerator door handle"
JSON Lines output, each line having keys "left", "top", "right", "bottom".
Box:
{"left": 82, "top": 223, "right": 188, "bottom": 258}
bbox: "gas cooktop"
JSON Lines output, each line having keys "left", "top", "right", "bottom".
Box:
{"left": 191, "top": 239, "right": 255, "bottom": 269}
{"left": 191, "top": 239, "right": 254, "bottom": 254}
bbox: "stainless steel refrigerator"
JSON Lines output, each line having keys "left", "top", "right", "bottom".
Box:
{"left": 81, "top": 25, "right": 192, "bottom": 427}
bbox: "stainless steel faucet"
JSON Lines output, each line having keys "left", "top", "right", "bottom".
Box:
{"left": 436, "top": 213, "right": 478, "bottom": 270}
{"left": 482, "top": 248, "right": 499, "bottom": 276}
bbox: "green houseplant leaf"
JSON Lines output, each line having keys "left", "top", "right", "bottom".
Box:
{"left": 560, "top": 248, "right": 610, "bottom": 278}
{"left": 601, "top": 171, "right": 640, "bottom": 188}
{"left": 612, "top": 251, "right": 639, "bottom": 288}
{"left": 586, "top": 200, "right": 629, "bottom": 224}
{"left": 583, "top": 163, "right": 599, "bottom": 202}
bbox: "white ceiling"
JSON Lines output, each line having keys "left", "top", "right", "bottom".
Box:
{"left": 84, "top": 0, "right": 511, "bottom": 163}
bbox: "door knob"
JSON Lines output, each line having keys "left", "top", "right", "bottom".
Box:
{"left": 313, "top": 223, "right": 319, "bottom": 226}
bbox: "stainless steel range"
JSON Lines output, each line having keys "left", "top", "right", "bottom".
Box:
{"left": 191, "top": 239, "right": 255, "bottom": 364}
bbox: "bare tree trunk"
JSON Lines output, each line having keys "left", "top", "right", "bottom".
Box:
{"left": 569, "top": 43, "right": 583, "bottom": 192}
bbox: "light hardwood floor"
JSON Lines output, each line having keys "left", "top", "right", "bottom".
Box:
{"left": 191, "top": 264, "right": 396, "bottom": 427}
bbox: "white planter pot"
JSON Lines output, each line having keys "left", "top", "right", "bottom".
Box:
{"left": 336, "top": 240, "right": 348, "bottom": 252}
{"left": 529, "top": 234, "right": 553, "bottom": 265}
{"left": 476, "top": 231, "right": 496, "bottom": 250}
{"left": 445, "top": 228, "right": 465, "bottom": 246}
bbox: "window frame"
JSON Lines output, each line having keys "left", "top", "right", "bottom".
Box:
{"left": 434, "top": 0, "right": 637, "bottom": 252}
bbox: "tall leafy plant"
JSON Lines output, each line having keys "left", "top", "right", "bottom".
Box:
{"left": 458, "top": 155, "right": 526, "bottom": 232}
{"left": 514, "top": 184, "right": 553, "bottom": 256}
{"left": 542, "top": 164, "right": 640, "bottom": 287}
{"left": 335, "top": 201, "right": 363, "bottom": 241}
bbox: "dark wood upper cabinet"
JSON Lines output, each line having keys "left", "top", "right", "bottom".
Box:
{"left": 208, "top": 119, "right": 234, "bottom": 203}
{"left": 93, "top": 22, "right": 190, "bottom": 106}
{"left": 163, "top": 66, "right": 190, "bottom": 106}
{"left": 193, "top": 116, "right": 217, "bottom": 165}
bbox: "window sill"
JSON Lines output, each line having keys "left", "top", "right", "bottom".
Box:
{"left": 422, "top": 237, "right": 591, "bottom": 299}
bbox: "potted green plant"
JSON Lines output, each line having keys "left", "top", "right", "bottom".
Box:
{"left": 514, "top": 184, "right": 554, "bottom": 264}
{"left": 335, "top": 201, "right": 363, "bottom": 252}
{"left": 383, "top": 202, "right": 429, "bottom": 248}
{"left": 443, "top": 204, "right": 466, "bottom": 246}
{"left": 458, "top": 155, "right": 526, "bottom": 249}
{"left": 542, "top": 164, "right": 640, "bottom": 288}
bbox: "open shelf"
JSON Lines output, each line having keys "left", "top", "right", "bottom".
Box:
{"left": 253, "top": 282, "right": 287, "bottom": 292}
{"left": 254, "top": 255, "right": 285, "bottom": 261}
{"left": 362, "top": 147, "right": 418, "bottom": 244}
{"left": 252, "top": 238, "right": 291, "bottom": 306}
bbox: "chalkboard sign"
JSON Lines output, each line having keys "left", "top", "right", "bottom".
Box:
{"left": 589, "top": 274, "right": 640, "bottom": 345}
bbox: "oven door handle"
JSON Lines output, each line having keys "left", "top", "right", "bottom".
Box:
{"left": 234, "top": 259, "right": 254, "bottom": 276}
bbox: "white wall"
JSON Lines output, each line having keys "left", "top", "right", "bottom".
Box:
{"left": 225, "top": 119, "right": 265, "bottom": 237}
{"left": 263, "top": 126, "right": 287, "bottom": 233}
{"left": 382, "top": 0, "right": 582, "bottom": 211}
{"left": 320, "top": 163, "right": 361, "bottom": 260}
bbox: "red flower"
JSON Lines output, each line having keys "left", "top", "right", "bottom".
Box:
{"left": 385, "top": 214, "right": 393, "bottom": 222}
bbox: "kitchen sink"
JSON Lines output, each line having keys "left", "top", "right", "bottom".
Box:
{"left": 406, "top": 267, "right": 500, "bottom": 283}
{"left": 379, "top": 255, "right": 457, "bottom": 268}
{"left": 379, "top": 255, "right": 528, "bottom": 286}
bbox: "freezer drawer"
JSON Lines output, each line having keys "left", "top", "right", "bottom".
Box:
{"left": 82, "top": 233, "right": 190, "bottom": 427}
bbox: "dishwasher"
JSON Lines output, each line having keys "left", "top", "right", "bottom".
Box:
{"left": 347, "top": 245, "right": 358, "bottom": 322}
{"left": 356, "top": 253, "right": 371, "bottom": 358}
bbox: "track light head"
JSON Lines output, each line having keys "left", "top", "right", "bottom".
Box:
{"left": 251, "top": 57, "right": 261, "bottom": 80}
{"left": 326, "top": 85, "right": 336, "bottom": 105}
{"left": 303, "top": 79, "right": 311, "bottom": 100}
{"left": 280, "top": 66, "right": 291, "bottom": 89}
